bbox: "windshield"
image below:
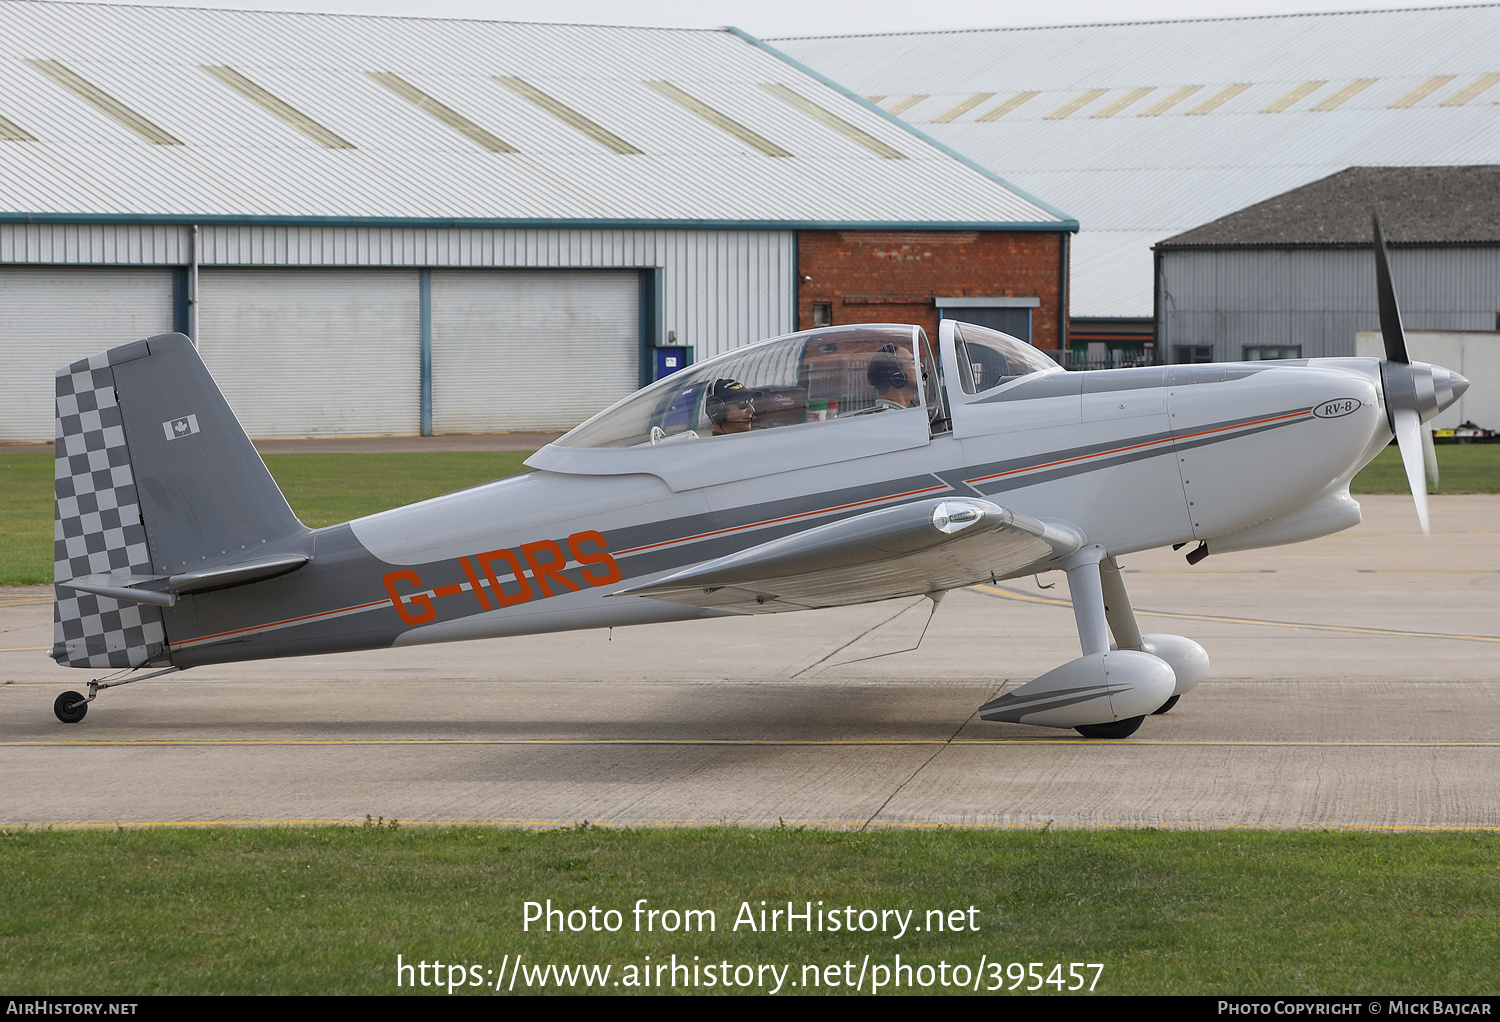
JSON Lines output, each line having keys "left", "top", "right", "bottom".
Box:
{"left": 559, "top": 325, "right": 930, "bottom": 449}
{"left": 951, "top": 321, "right": 1062, "bottom": 394}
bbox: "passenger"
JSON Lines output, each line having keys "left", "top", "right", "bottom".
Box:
{"left": 867, "top": 343, "right": 921, "bottom": 411}
{"left": 706, "top": 378, "right": 755, "bottom": 435}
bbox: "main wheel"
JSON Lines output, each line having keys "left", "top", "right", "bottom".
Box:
{"left": 1152, "top": 695, "right": 1180, "bottom": 715}
{"left": 54, "top": 691, "right": 88, "bottom": 724}
{"left": 1075, "top": 715, "right": 1143, "bottom": 739}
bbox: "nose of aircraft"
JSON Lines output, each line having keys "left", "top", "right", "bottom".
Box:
{"left": 1381, "top": 359, "right": 1466, "bottom": 426}
{"left": 1435, "top": 366, "right": 1470, "bottom": 414}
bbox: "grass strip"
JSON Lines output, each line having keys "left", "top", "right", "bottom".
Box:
{"left": 1346, "top": 443, "right": 1500, "bottom": 495}
{"left": 0, "top": 451, "right": 53, "bottom": 587}
{"left": 1, "top": 825, "right": 1496, "bottom": 995}
{"left": 262, "top": 451, "right": 532, "bottom": 529}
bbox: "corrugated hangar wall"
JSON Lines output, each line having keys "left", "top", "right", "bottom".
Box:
{"left": 0, "top": 267, "right": 176, "bottom": 443}
{"left": 0, "top": 224, "right": 795, "bottom": 442}
{"left": 1157, "top": 246, "right": 1500, "bottom": 363}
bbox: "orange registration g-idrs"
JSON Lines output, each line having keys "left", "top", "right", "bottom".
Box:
{"left": 382, "top": 530, "right": 621, "bottom": 625}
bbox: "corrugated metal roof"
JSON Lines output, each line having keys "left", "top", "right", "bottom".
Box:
{"left": 0, "top": 0, "right": 1072, "bottom": 230}
{"left": 776, "top": 5, "right": 1500, "bottom": 315}
{"left": 1159, "top": 165, "right": 1500, "bottom": 247}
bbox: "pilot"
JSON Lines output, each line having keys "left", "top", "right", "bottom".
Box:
{"left": 706, "top": 378, "right": 755, "bottom": 435}
{"left": 867, "top": 343, "right": 921, "bottom": 411}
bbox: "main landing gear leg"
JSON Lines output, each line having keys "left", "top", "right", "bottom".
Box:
{"left": 1099, "top": 555, "right": 1208, "bottom": 714}
{"left": 1099, "top": 556, "right": 1167, "bottom": 715}
{"left": 1066, "top": 546, "right": 1111, "bottom": 659}
{"left": 1099, "top": 555, "right": 1144, "bottom": 652}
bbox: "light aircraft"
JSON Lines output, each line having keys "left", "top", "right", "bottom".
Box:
{"left": 48, "top": 219, "right": 1466, "bottom": 737}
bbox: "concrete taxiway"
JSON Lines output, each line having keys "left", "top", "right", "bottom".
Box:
{"left": 2, "top": 494, "right": 1496, "bottom": 831}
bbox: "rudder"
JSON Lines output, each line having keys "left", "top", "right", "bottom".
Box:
{"left": 53, "top": 342, "right": 166, "bottom": 668}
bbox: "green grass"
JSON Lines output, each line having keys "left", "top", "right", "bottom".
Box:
{"left": 2, "top": 443, "right": 1496, "bottom": 586}
{"left": 0, "top": 451, "right": 53, "bottom": 587}
{"left": 262, "top": 451, "right": 533, "bottom": 529}
{"left": 0, "top": 451, "right": 533, "bottom": 585}
{"left": 1349, "top": 443, "right": 1500, "bottom": 494}
{"left": 1, "top": 826, "right": 1496, "bottom": 995}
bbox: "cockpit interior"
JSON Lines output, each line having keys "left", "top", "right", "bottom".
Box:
{"left": 559, "top": 321, "right": 1059, "bottom": 450}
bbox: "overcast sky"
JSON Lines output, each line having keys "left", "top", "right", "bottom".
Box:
{"left": 46, "top": 0, "right": 1487, "bottom": 37}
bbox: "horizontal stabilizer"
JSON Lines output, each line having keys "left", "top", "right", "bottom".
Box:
{"left": 60, "top": 574, "right": 176, "bottom": 608}
{"left": 615, "top": 497, "right": 1081, "bottom": 612}
{"left": 165, "top": 553, "right": 310, "bottom": 594}
{"left": 59, "top": 554, "right": 311, "bottom": 607}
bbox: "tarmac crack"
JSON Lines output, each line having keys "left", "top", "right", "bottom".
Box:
{"left": 859, "top": 683, "right": 1002, "bottom": 832}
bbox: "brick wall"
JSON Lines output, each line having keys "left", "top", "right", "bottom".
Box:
{"left": 797, "top": 230, "right": 1066, "bottom": 348}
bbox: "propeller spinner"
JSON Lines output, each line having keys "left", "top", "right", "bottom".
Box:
{"left": 1371, "top": 213, "right": 1469, "bottom": 533}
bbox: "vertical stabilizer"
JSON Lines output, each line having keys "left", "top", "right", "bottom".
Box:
{"left": 52, "top": 333, "right": 310, "bottom": 668}
{"left": 111, "top": 334, "right": 306, "bottom": 569}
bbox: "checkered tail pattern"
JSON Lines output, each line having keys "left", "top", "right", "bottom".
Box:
{"left": 52, "top": 349, "right": 169, "bottom": 669}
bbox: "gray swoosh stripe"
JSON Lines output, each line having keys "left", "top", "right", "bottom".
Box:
{"left": 973, "top": 444, "right": 1175, "bottom": 497}
{"left": 963, "top": 405, "right": 1310, "bottom": 488}
{"left": 979, "top": 686, "right": 1114, "bottom": 719}
{"left": 979, "top": 683, "right": 1111, "bottom": 711}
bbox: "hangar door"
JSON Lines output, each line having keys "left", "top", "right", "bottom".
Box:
{"left": 430, "top": 269, "right": 640, "bottom": 433}
{"left": 0, "top": 267, "right": 174, "bottom": 442}
{"left": 197, "top": 269, "right": 421, "bottom": 438}
{"left": 939, "top": 305, "right": 1031, "bottom": 342}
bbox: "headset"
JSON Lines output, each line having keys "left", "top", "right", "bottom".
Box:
{"left": 866, "top": 343, "right": 909, "bottom": 392}
{"left": 706, "top": 379, "right": 750, "bottom": 425}
{"left": 705, "top": 392, "right": 729, "bottom": 425}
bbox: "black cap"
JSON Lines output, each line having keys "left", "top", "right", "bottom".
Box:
{"left": 710, "top": 378, "right": 750, "bottom": 402}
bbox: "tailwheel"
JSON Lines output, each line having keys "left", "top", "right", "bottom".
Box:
{"left": 54, "top": 691, "right": 88, "bottom": 724}
{"left": 1153, "top": 695, "right": 1180, "bottom": 715}
{"left": 49, "top": 666, "right": 179, "bottom": 724}
{"left": 1075, "top": 715, "right": 1144, "bottom": 739}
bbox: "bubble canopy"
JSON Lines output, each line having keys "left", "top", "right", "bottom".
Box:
{"left": 948, "top": 320, "right": 1062, "bottom": 394}
{"left": 558, "top": 325, "right": 945, "bottom": 450}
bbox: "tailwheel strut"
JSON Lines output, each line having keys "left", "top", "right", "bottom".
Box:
{"left": 54, "top": 666, "right": 180, "bottom": 724}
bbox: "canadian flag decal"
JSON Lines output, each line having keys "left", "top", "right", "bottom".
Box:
{"left": 162, "top": 414, "right": 201, "bottom": 441}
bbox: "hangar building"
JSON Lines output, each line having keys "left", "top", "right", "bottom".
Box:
{"left": 0, "top": 0, "right": 1074, "bottom": 442}
{"left": 1155, "top": 165, "right": 1500, "bottom": 361}
{"left": 776, "top": 5, "right": 1500, "bottom": 364}
{"left": 1154, "top": 165, "right": 1500, "bottom": 430}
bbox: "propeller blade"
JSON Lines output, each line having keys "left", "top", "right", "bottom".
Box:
{"left": 1372, "top": 212, "right": 1409, "bottom": 364}
{"left": 1392, "top": 406, "right": 1430, "bottom": 534}
{"left": 1421, "top": 422, "right": 1439, "bottom": 489}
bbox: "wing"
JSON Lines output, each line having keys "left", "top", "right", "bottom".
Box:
{"left": 613, "top": 497, "right": 1083, "bottom": 613}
